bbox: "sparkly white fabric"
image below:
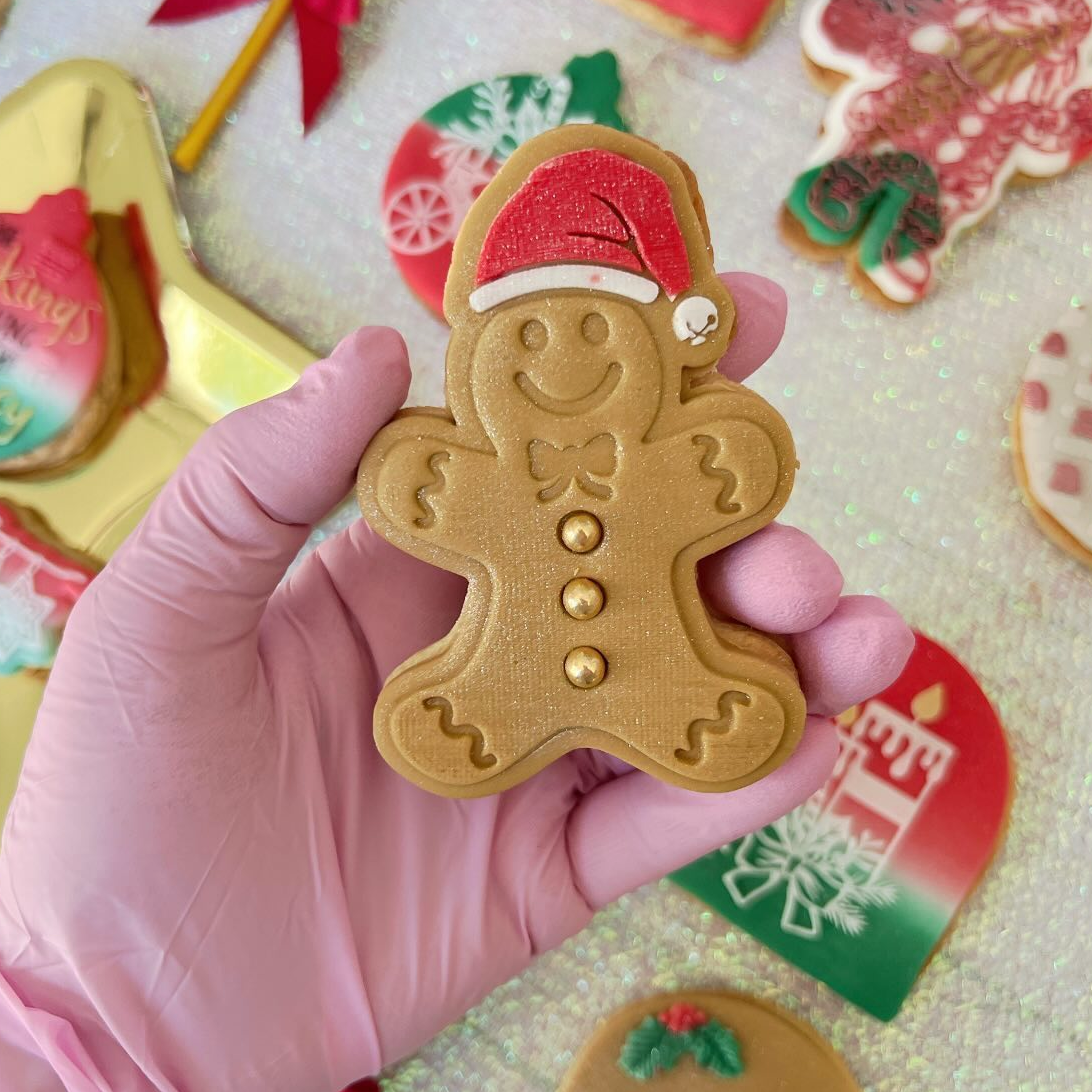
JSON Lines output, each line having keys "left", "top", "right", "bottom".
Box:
{"left": 1, "top": 0, "right": 1090, "bottom": 1088}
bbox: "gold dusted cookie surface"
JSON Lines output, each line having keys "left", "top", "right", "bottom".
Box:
{"left": 358, "top": 125, "right": 805, "bottom": 797}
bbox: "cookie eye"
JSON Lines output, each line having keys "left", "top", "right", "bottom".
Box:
{"left": 520, "top": 320, "right": 548, "bottom": 351}
{"left": 581, "top": 312, "right": 609, "bottom": 345}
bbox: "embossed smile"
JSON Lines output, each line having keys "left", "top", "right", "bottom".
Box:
{"left": 514, "top": 361, "right": 622, "bottom": 415}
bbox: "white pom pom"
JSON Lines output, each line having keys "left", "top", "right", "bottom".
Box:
{"left": 672, "top": 296, "right": 719, "bottom": 346}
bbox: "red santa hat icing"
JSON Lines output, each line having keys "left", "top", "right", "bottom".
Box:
{"left": 470, "top": 148, "right": 720, "bottom": 345}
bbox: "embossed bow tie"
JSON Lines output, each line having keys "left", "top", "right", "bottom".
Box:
{"left": 528, "top": 433, "right": 617, "bottom": 501}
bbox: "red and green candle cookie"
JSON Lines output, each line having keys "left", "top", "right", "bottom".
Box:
{"left": 381, "top": 51, "right": 627, "bottom": 318}
{"left": 674, "top": 631, "right": 1011, "bottom": 1021}
{"left": 783, "top": 0, "right": 1092, "bottom": 305}
{"left": 0, "top": 188, "right": 120, "bottom": 476}
{"left": 597, "top": 0, "right": 783, "bottom": 57}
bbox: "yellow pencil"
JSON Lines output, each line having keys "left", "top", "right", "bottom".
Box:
{"left": 173, "top": 0, "right": 294, "bottom": 173}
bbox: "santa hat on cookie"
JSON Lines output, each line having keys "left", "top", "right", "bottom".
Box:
{"left": 469, "top": 148, "right": 721, "bottom": 345}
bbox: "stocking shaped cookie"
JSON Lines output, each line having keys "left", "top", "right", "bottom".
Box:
{"left": 358, "top": 126, "right": 806, "bottom": 797}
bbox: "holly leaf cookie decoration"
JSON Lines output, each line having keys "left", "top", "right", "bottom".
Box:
{"left": 674, "top": 631, "right": 1011, "bottom": 1020}
{"left": 619, "top": 1004, "right": 742, "bottom": 1081}
{"left": 562, "top": 991, "right": 860, "bottom": 1090}
{"left": 784, "top": 0, "right": 1092, "bottom": 304}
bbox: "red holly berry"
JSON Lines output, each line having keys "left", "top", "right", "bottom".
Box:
{"left": 656, "top": 1002, "right": 709, "bottom": 1034}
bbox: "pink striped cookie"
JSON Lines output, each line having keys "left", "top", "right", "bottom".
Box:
{"left": 1015, "top": 306, "right": 1092, "bottom": 566}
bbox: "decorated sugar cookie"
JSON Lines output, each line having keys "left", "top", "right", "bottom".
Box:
{"left": 783, "top": 0, "right": 1092, "bottom": 305}
{"left": 559, "top": 992, "right": 861, "bottom": 1090}
{"left": 0, "top": 501, "right": 97, "bottom": 675}
{"left": 359, "top": 125, "right": 805, "bottom": 798}
{"left": 0, "top": 188, "right": 120, "bottom": 476}
{"left": 381, "top": 52, "right": 627, "bottom": 318}
{"left": 598, "top": 0, "right": 783, "bottom": 57}
{"left": 1015, "top": 305, "right": 1092, "bottom": 565}
{"left": 674, "top": 631, "right": 1010, "bottom": 1020}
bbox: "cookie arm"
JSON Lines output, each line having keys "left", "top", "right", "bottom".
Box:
{"left": 356, "top": 410, "right": 498, "bottom": 573}
{"left": 649, "top": 385, "right": 796, "bottom": 557}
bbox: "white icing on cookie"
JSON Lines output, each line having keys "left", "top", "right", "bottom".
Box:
{"left": 1020, "top": 305, "right": 1092, "bottom": 547}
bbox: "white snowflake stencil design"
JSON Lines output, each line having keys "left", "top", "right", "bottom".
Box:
{"left": 722, "top": 800, "right": 898, "bottom": 940}
{"left": 0, "top": 568, "right": 51, "bottom": 665}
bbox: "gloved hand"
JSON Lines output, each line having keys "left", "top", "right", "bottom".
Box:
{"left": 0, "top": 274, "right": 913, "bottom": 1092}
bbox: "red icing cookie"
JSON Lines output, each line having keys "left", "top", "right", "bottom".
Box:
{"left": 0, "top": 189, "right": 120, "bottom": 476}
{"left": 784, "top": 0, "right": 1092, "bottom": 305}
{"left": 0, "top": 501, "right": 97, "bottom": 675}
{"left": 674, "top": 630, "right": 1011, "bottom": 1020}
{"left": 598, "top": 0, "right": 782, "bottom": 56}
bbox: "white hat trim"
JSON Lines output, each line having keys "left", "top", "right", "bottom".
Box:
{"left": 468, "top": 264, "right": 660, "bottom": 313}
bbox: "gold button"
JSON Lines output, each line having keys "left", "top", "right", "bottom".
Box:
{"left": 562, "top": 577, "right": 605, "bottom": 620}
{"left": 559, "top": 511, "right": 602, "bottom": 553}
{"left": 564, "top": 646, "right": 607, "bottom": 689}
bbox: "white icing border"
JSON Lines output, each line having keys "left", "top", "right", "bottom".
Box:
{"left": 468, "top": 265, "right": 660, "bottom": 312}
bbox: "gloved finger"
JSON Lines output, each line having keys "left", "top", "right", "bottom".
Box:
{"left": 715, "top": 272, "right": 788, "bottom": 384}
{"left": 790, "top": 594, "right": 914, "bottom": 716}
{"left": 566, "top": 715, "right": 838, "bottom": 910}
{"left": 289, "top": 519, "right": 467, "bottom": 682}
{"left": 699, "top": 523, "right": 844, "bottom": 635}
{"left": 93, "top": 327, "right": 410, "bottom": 658}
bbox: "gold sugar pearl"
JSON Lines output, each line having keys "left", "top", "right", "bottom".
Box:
{"left": 562, "top": 577, "right": 605, "bottom": 620}
{"left": 564, "top": 646, "right": 607, "bottom": 689}
{"left": 559, "top": 511, "right": 602, "bottom": 553}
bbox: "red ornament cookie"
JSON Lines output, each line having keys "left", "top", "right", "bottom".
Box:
{"left": 783, "top": 0, "right": 1092, "bottom": 305}
{"left": 674, "top": 631, "right": 1011, "bottom": 1020}
{"left": 1015, "top": 304, "right": 1092, "bottom": 565}
{"left": 381, "top": 52, "right": 627, "bottom": 318}
{"left": 0, "top": 188, "right": 121, "bottom": 476}
{"left": 598, "top": 0, "right": 783, "bottom": 57}
{"left": 0, "top": 501, "right": 97, "bottom": 675}
{"left": 560, "top": 991, "right": 860, "bottom": 1090}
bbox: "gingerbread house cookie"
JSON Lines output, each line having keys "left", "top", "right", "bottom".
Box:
{"left": 358, "top": 125, "right": 805, "bottom": 798}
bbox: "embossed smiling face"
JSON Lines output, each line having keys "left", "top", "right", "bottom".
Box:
{"left": 470, "top": 295, "right": 661, "bottom": 447}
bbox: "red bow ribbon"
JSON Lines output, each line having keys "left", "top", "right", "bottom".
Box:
{"left": 151, "top": 0, "right": 361, "bottom": 129}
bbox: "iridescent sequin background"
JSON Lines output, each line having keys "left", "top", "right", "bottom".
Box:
{"left": 2, "top": 0, "right": 1090, "bottom": 1088}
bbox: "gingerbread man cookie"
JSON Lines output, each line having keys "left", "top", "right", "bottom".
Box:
{"left": 1015, "top": 305, "right": 1092, "bottom": 566}
{"left": 784, "top": 0, "right": 1092, "bottom": 305}
{"left": 358, "top": 126, "right": 805, "bottom": 798}
{"left": 559, "top": 992, "right": 861, "bottom": 1090}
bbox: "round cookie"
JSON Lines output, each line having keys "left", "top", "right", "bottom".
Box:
{"left": 783, "top": 0, "right": 1092, "bottom": 306}
{"left": 560, "top": 991, "right": 860, "bottom": 1090}
{"left": 1014, "top": 305, "right": 1092, "bottom": 566}
{"left": 597, "top": 0, "right": 783, "bottom": 58}
{"left": 0, "top": 188, "right": 121, "bottom": 476}
{"left": 381, "top": 51, "right": 627, "bottom": 319}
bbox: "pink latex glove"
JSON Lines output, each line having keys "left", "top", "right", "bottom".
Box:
{"left": 0, "top": 274, "right": 913, "bottom": 1092}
